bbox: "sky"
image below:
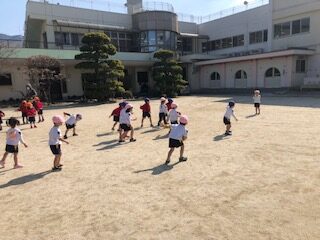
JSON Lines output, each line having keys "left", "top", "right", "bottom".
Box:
{"left": 0, "top": 0, "right": 247, "bottom": 36}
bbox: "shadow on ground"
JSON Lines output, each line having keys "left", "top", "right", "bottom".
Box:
{"left": 134, "top": 161, "right": 182, "bottom": 175}
{"left": 0, "top": 170, "right": 52, "bottom": 188}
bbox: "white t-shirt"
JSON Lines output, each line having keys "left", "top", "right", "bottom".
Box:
{"left": 119, "top": 109, "right": 131, "bottom": 125}
{"left": 253, "top": 95, "right": 261, "bottom": 103}
{"left": 6, "top": 128, "right": 24, "bottom": 145}
{"left": 224, "top": 106, "right": 235, "bottom": 120}
{"left": 159, "top": 104, "right": 168, "bottom": 114}
{"left": 169, "top": 124, "right": 188, "bottom": 141}
{"left": 168, "top": 109, "right": 179, "bottom": 122}
{"left": 49, "top": 126, "right": 61, "bottom": 145}
{"left": 66, "top": 115, "right": 77, "bottom": 125}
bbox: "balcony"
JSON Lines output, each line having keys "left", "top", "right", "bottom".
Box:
{"left": 132, "top": 1, "right": 174, "bottom": 14}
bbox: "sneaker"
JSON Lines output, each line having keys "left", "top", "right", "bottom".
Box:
{"left": 150, "top": 124, "right": 154, "bottom": 127}
{"left": 14, "top": 164, "right": 23, "bottom": 169}
{"left": 225, "top": 132, "right": 232, "bottom": 136}
{"left": 34, "top": 125, "right": 37, "bottom": 128}
{"left": 52, "top": 166, "right": 62, "bottom": 172}
{"left": 64, "top": 135, "right": 68, "bottom": 139}
{"left": 118, "top": 140, "right": 125, "bottom": 143}
{"left": 73, "top": 133, "right": 78, "bottom": 136}
{"left": 112, "top": 128, "right": 115, "bottom": 131}
{"left": 31, "top": 126, "right": 33, "bottom": 129}
{"left": 165, "top": 159, "right": 170, "bottom": 165}
{"left": 140, "top": 124, "right": 143, "bottom": 128}
{"left": 179, "top": 157, "right": 188, "bottom": 162}
{"left": 130, "top": 138, "right": 136, "bottom": 142}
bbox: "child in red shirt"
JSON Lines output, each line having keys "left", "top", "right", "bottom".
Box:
{"left": 109, "top": 103, "right": 122, "bottom": 131}
{"left": 18, "top": 100, "right": 29, "bottom": 124}
{"left": 166, "top": 98, "right": 174, "bottom": 111}
{"left": 140, "top": 98, "right": 154, "bottom": 128}
{"left": 26, "top": 102, "right": 37, "bottom": 128}
{"left": 33, "top": 97, "right": 44, "bottom": 123}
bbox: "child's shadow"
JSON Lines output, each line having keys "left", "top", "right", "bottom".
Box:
{"left": 96, "top": 132, "right": 116, "bottom": 137}
{"left": 94, "top": 140, "right": 129, "bottom": 151}
{"left": 153, "top": 133, "right": 169, "bottom": 141}
{"left": 213, "top": 134, "right": 230, "bottom": 141}
{"left": 141, "top": 128, "right": 161, "bottom": 134}
{"left": 246, "top": 114, "right": 258, "bottom": 119}
{"left": 0, "top": 170, "right": 52, "bottom": 189}
{"left": 134, "top": 161, "right": 181, "bottom": 175}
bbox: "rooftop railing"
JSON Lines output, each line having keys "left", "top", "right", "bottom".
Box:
{"left": 28, "top": 0, "right": 269, "bottom": 23}
{"left": 178, "top": 0, "right": 270, "bottom": 24}
{"left": 132, "top": 1, "right": 174, "bottom": 14}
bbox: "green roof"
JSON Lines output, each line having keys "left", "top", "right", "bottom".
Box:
{"left": 0, "top": 48, "right": 155, "bottom": 62}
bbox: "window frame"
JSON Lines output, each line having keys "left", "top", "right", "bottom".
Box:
{"left": 0, "top": 73, "right": 13, "bottom": 86}
{"left": 210, "top": 72, "right": 221, "bottom": 81}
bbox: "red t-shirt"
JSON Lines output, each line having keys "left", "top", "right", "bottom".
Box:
{"left": 27, "top": 108, "right": 37, "bottom": 117}
{"left": 111, "top": 107, "right": 121, "bottom": 117}
{"left": 19, "top": 105, "right": 28, "bottom": 113}
{"left": 140, "top": 103, "right": 151, "bottom": 113}
{"left": 166, "top": 103, "right": 172, "bottom": 110}
{"left": 35, "top": 101, "right": 43, "bottom": 110}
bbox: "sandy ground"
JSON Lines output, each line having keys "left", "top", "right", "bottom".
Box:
{"left": 0, "top": 95, "right": 319, "bottom": 240}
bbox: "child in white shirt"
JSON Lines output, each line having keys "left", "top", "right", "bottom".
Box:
{"left": 63, "top": 112, "right": 82, "bottom": 139}
{"left": 50, "top": 115, "right": 69, "bottom": 171}
{"left": 167, "top": 103, "right": 180, "bottom": 124}
{"left": 0, "top": 117, "right": 28, "bottom": 169}
{"left": 119, "top": 104, "right": 136, "bottom": 143}
{"left": 223, "top": 101, "right": 238, "bottom": 136}
{"left": 158, "top": 97, "right": 168, "bottom": 127}
{"left": 253, "top": 90, "right": 261, "bottom": 115}
{"left": 165, "top": 115, "right": 189, "bottom": 165}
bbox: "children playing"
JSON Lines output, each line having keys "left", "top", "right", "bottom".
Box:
{"left": 63, "top": 112, "right": 82, "bottom": 139}
{"left": 119, "top": 104, "right": 136, "bottom": 143}
{"left": 49, "top": 115, "right": 69, "bottom": 171}
{"left": 26, "top": 102, "right": 37, "bottom": 128}
{"left": 167, "top": 103, "right": 180, "bottom": 125}
{"left": 0, "top": 110, "right": 4, "bottom": 131}
{"left": 34, "top": 97, "right": 44, "bottom": 122}
{"left": 140, "top": 98, "right": 154, "bottom": 128}
{"left": 158, "top": 97, "right": 168, "bottom": 127}
{"left": 253, "top": 90, "right": 261, "bottom": 115}
{"left": 223, "top": 101, "right": 238, "bottom": 136}
{"left": 165, "top": 115, "right": 189, "bottom": 165}
{"left": 166, "top": 98, "right": 174, "bottom": 111}
{"left": 0, "top": 117, "right": 28, "bottom": 169}
{"left": 109, "top": 103, "right": 122, "bottom": 131}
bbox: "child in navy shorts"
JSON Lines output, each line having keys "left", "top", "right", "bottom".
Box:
{"left": 165, "top": 115, "right": 189, "bottom": 165}
{"left": 50, "top": 115, "right": 69, "bottom": 171}
{"left": 140, "top": 98, "right": 154, "bottom": 127}
{"left": 0, "top": 117, "right": 28, "bottom": 169}
{"left": 223, "top": 101, "right": 238, "bottom": 136}
{"left": 109, "top": 103, "right": 122, "bottom": 131}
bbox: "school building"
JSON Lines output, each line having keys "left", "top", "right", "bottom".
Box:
{"left": 0, "top": 0, "right": 320, "bottom": 100}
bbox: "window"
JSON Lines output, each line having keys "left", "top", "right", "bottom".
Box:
{"left": 71, "top": 33, "right": 79, "bottom": 46}
{"left": 301, "top": 18, "right": 310, "bottom": 33}
{"left": 292, "top": 19, "right": 301, "bottom": 34}
{"left": 250, "top": 30, "right": 268, "bottom": 44}
{"left": 235, "top": 70, "right": 247, "bottom": 79}
{"left": 265, "top": 68, "right": 281, "bottom": 77}
{"left": 274, "top": 22, "right": 291, "bottom": 38}
{"left": 202, "top": 42, "right": 208, "bottom": 52}
{"left": 210, "top": 72, "right": 221, "bottom": 81}
{"left": 0, "top": 73, "right": 12, "bottom": 86}
{"left": 296, "top": 59, "right": 306, "bottom": 73}
{"left": 182, "top": 38, "right": 193, "bottom": 52}
{"left": 233, "top": 35, "right": 244, "bottom": 47}
{"left": 54, "top": 32, "right": 70, "bottom": 45}
{"left": 222, "top": 37, "right": 232, "bottom": 49}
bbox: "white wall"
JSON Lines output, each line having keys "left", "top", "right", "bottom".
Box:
{"left": 198, "top": 5, "right": 272, "bottom": 56}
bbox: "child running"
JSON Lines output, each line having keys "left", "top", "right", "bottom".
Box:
{"left": 63, "top": 112, "right": 82, "bottom": 139}
{"left": 158, "top": 97, "right": 168, "bottom": 127}
{"left": 140, "top": 98, "right": 154, "bottom": 128}
{"left": 49, "top": 115, "right": 69, "bottom": 171}
{"left": 253, "top": 90, "right": 261, "bottom": 115}
{"left": 109, "top": 103, "right": 122, "bottom": 131}
{"left": 119, "top": 104, "right": 136, "bottom": 143}
{"left": 167, "top": 103, "right": 180, "bottom": 124}
{"left": 34, "top": 96, "right": 44, "bottom": 122}
{"left": 0, "top": 117, "right": 28, "bottom": 169}
{"left": 0, "top": 110, "right": 4, "bottom": 131}
{"left": 223, "top": 101, "right": 238, "bottom": 136}
{"left": 26, "top": 102, "right": 37, "bottom": 128}
{"left": 165, "top": 115, "right": 189, "bottom": 165}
